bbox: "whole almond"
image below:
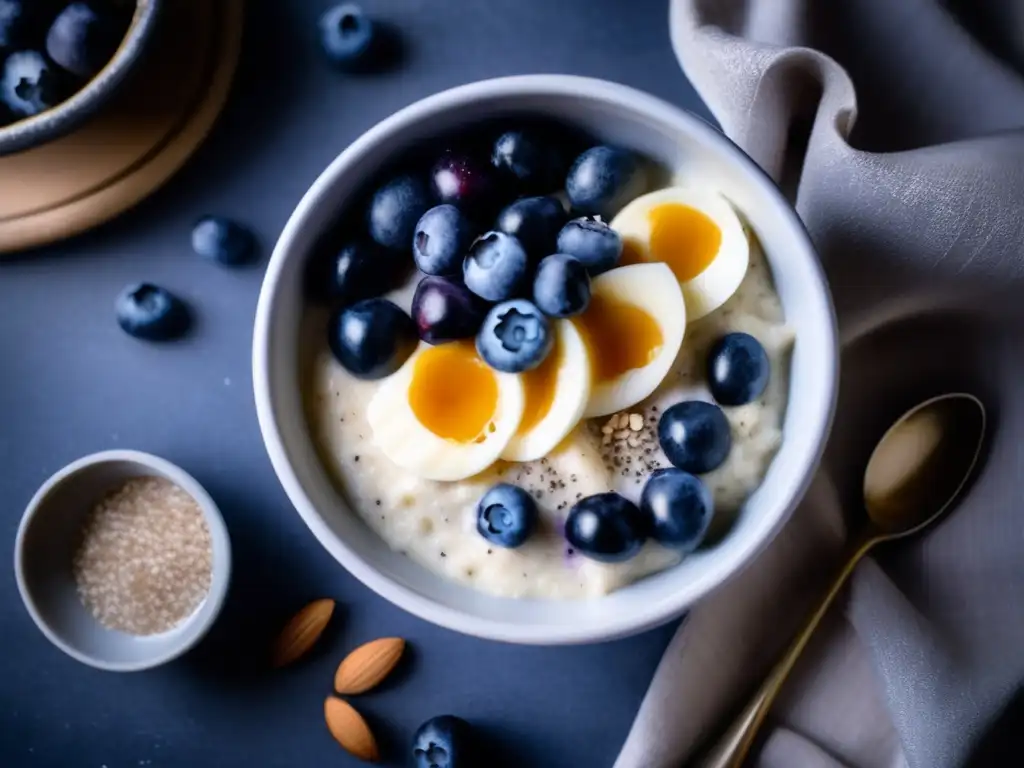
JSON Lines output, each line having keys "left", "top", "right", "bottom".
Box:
{"left": 270, "top": 598, "right": 335, "bottom": 668}
{"left": 324, "top": 696, "right": 379, "bottom": 762}
{"left": 334, "top": 637, "right": 406, "bottom": 695}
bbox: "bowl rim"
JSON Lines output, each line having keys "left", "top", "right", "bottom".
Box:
{"left": 0, "top": 0, "right": 162, "bottom": 151}
{"left": 13, "top": 448, "right": 232, "bottom": 671}
{"left": 253, "top": 74, "right": 839, "bottom": 644}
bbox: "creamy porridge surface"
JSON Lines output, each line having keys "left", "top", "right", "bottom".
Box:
{"left": 308, "top": 241, "right": 794, "bottom": 599}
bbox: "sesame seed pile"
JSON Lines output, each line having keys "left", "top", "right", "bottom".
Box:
{"left": 72, "top": 477, "right": 213, "bottom": 636}
{"left": 597, "top": 408, "right": 664, "bottom": 485}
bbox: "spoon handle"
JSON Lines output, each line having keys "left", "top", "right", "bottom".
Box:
{"left": 692, "top": 537, "right": 873, "bottom": 768}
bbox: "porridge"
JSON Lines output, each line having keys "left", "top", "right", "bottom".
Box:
{"left": 304, "top": 127, "right": 793, "bottom": 599}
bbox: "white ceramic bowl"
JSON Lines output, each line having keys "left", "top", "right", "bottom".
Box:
{"left": 14, "top": 450, "right": 232, "bottom": 671}
{"left": 253, "top": 75, "right": 838, "bottom": 645}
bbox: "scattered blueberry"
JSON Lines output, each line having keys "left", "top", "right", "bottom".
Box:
{"left": 191, "top": 216, "right": 256, "bottom": 266}
{"left": 321, "top": 240, "right": 396, "bottom": 306}
{"left": 532, "top": 253, "right": 590, "bottom": 318}
{"left": 317, "top": 3, "right": 375, "bottom": 69}
{"left": 46, "top": 1, "right": 130, "bottom": 79}
{"left": 564, "top": 492, "right": 647, "bottom": 563}
{"left": 115, "top": 283, "right": 190, "bottom": 341}
{"left": 640, "top": 468, "right": 714, "bottom": 552}
{"left": 707, "top": 332, "right": 770, "bottom": 406}
{"left": 412, "top": 715, "right": 478, "bottom": 768}
{"left": 328, "top": 298, "right": 417, "bottom": 380}
{"left": 494, "top": 196, "right": 566, "bottom": 258}
{"left": 430, "top": 150, "right": 500, "bottom": 216}
{"left": 565, "top": 146, "right": 647, "bottom": 218}
{"left": 491, "top": 129, "right": 564, "bottom": 193}
{"left": 476, "top": 299, "right": 552, "bottom": 373}
{"left": 462, "top": 231, "right": 528, "bottom": 302}
{"left": 368, "top": 174, "right": 431, "bottom": 252}
{"left": 412, "top": 276, "right": 486, "bottom": 344}
{"left": 658, "top": 401, "right": 732, "bottom": 475}
{"left": 476, "top": 483, "right": 538, "bottom": 548}
{"left": 413, "top": 204, "right": 474, "bottom": 276}
{"left": 556, "top": 216, "right": 622, "bottom": 275}
{"left": 0, "top": 50, "right": 65, "bottom": 117}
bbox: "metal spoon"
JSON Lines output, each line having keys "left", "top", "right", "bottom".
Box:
{"left": 695, "top": 392, "right": 987, "bottom": 768}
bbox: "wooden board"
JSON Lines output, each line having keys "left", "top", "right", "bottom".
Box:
{"left": 0, "top": 0, "right": 243, "bottom": 254}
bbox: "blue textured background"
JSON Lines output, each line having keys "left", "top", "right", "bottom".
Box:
{"left": 0, "top": 1, "right": 713, "bottom": 765}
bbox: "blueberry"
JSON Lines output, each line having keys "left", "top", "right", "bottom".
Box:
{"left": 532, "top": 253, "right": 590, "bottom": 318}
{"left": 0, "top": 50, "right": 66, "bottom": 118}
{"left": 555, "top": 217, "right": 622, "bottom": 276}
{"left": 320, "top": 240, "right": 396, "bottom": 306}
{"left": 318, "top": 3, "right": 375, "bottom": 69}
{"left": 430, "top": 151, "right": 500, "bottom": 217}
{"left": 491, "top": 129, "right": 565, "bottom": 193}
{"left": 565, "top": 146, "right": 647, "bottom": 218}
{"left": 412, "top": 715, "right": 478, "bottom": 768}
{"left": 328, "top": 298, "right": 417, "bottom": 380}
{"left": 0, "top": 1, "right": 51, "bottom": 50}
{"left": 707, "top": 332, "right": 770, "bottom": 406}
{"left": 368, "top": 174, "right": 431, "bottom": 252}
{"left": 412, "top": 276, "right": 486, "bottom": 344}
{"left": 413, "top": 204, "right": 474, "bottom": 276}
{"left": 494, "top": 196, "right": 566, "bottom": 259}
{"left": 115, "top": 283, "right": 190, "bottom": 341}
{"left": 0, "top": 1, "right": 24, "bottom": 49}
{"left": 46, "top": 1, "right": 130, "bottom": 79}
{"left": 191, "top": 216, "right": 256, "bottom": 266}
{"left": 462, "top": 231, "right": 528, "bottom": 302}
{"left": 658, "top": 401, "right": 732, "bottom": 474}
{"left": 640, "top": 468, "right": 714, "bottom": 551}
{"left": 564, "top": 492, "right": 647, "bottom": 563}
{"left": 476, "top": 483, "right": 537, "bottom": 548}
{"left": 476, "top": 299, "right": 552, "bottom": 373}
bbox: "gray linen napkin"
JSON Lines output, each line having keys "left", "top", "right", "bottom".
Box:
{"left": 615, "top": 2, "right": 1024, "bottom": 767}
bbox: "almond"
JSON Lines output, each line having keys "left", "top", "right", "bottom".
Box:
{"left": 270, "top": 598, "right": 335, "bottom": 668}
{"left": 324, "top": 696, "right": 379, "bottom": 762}
{"left": 334, "top": 637, "right": 405, "bottom": 695}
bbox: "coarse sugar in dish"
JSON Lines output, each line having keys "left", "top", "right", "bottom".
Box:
{"left": 72, "top": 476, "right": 213, "bottom": 636}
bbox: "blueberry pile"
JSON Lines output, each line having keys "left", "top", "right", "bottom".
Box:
{"left": 311, "top": 120, "right": 647, "bottom": 379}
{"left": 0, "top": 1, "right": 133, "bottom": 126}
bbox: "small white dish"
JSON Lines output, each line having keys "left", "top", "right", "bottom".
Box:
{"left": 253, "top": 75, "right": 838, "bottom": 645}
{"left": 14, "top": 450, "right": 232, "bottom": 671}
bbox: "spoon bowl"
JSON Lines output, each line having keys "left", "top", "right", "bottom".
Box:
{"left": 697, "top": 392, "right": 987, "bottom": 768}
{"left": 863, "top": 393, "right": 986, "bottom": 540}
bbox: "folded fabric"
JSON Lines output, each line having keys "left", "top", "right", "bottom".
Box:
{"left": 615, "top": 2, "right": 1024, "bottom": 766}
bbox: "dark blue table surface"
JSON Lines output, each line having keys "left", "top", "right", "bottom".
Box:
{"left": 0, "top": 2, "right": 712, "bottom": 765}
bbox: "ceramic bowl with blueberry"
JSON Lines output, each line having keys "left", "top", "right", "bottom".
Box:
{"left": 0, "top": 0, "right": 160, "bottom": 154}
{"left": 255, "top": 76, "right": 838, "bottom": 645}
